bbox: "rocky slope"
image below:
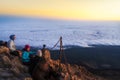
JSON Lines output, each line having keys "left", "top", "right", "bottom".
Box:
{"left": 0, "top": 46, "right": 105, "bottom": 80}
{"left": 0, "top": 46, "right": 32, "bottom": 80}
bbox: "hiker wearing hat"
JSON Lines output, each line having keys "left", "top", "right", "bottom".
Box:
{"left": 7, "top": 34, "right": 21, "bottom": 57}
{"left": 22, "top": 44, "right": 35, "bottom": 65}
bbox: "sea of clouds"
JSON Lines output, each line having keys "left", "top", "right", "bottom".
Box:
{"left": 1, "top": 16, "right": 120, "bottom": 49}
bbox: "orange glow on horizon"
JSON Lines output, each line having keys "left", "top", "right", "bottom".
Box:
{"left": 0, "top": 0, "right": 120, "bottom": 21}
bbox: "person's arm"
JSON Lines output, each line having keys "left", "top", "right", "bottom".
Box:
{"left": 29, "top": 51, "right": 36, "bottom": 58}
{"left": 29, "top": 51, "right": 36, "bottom": 55}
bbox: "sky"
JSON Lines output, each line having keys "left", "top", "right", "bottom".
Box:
{"left": 0, "top": 0, "right": 120, "bottom": 21}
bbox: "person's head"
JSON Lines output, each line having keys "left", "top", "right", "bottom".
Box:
{"left": 43, "top": 44, "right": 46, "bottom": 49}
{"left": 36, "top": 50, "right": 42, "bottom": 57}
{"left": 9, "top": 35, "right": 16, "bottom": 40}
{"left": 24, "top": 44, "right": 30, "bottom": 51}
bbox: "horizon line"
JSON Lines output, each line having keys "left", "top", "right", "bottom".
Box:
{"left": 0, "top": 14, "right": 120, "bottom": 22}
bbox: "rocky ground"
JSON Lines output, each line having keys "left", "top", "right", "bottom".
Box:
{"left": 0, "top": 46, "right": 114, "bottom": 80}
{"left": 0, "top": 46, "right": 32, "bottom": 80}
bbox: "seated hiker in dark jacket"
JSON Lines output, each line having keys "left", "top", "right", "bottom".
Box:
{"left": 29, "top": 49, "right": 43, "bottom": 75}
{"left": 0, "top": 40, "right": 10, "bottom": 54}
{"left": 22, "top": 44, "right": 35, "bottom": 65}
{"left": 0, "top": 40, "right": 7, "bottom": 47}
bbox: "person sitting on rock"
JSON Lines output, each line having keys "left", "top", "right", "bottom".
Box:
{"left": 0, "top": 40, "right": 7, "bottom": 47}
{"left": 7, "top": 34, "right": 21, "bottom": 57}
{"left": 22, "top": 44, "right": 35, "bottom": 66}
{"left": 29, "top": 49, "right": 43, "bottom": 75}
{"left": 41, "top": 44, "right": 51, "bottom": 61}
{"left": 0, "top": 40, "right": 10, "bottom": 54}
